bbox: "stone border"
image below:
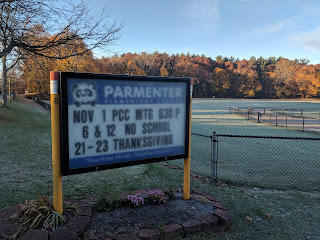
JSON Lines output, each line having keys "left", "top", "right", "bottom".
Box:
{"left": 0, "top": 189, "right": 230, "bottom": 240}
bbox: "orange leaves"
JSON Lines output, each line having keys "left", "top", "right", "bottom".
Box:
{"left": 293, "top": 67, "right": 320, "bottom": 98}
{"left": 22, "top": 36, "right": 96, "bottom": 94}
{"left": 160, "top": 67, "right": 169, "bottom": 77}
{"left": 211, "top": 67, "right": 230, "bottom": 97}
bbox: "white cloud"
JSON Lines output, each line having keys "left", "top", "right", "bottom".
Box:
{"left": 293, "top": 27, "right": 320, "bottom": 51}
{"left": 248, "top": 19, "right": 292, "bottom": 36}
{"left": 182, "top": 0, "right": 220, "bottom": 32}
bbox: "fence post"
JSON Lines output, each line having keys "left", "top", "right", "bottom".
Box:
{"left": 286, "top": 116, "right": 288, "bottom": 128}
{"left": 302, "top": 117, "right": 305, "bottom": 131}
{"left": 270, "top": 114, "right": 271, "bottom": 124}
{"left": 211, "top": 132, "right": 217, "bottom": 183}
{"left": 257, "top": 112, "right": 260, "bottom": 123}
{"left": 276, "top": 114, "right": 278, "bottom": 126}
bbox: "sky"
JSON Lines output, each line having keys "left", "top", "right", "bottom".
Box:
{"left": 93, "top": 0, "right": 320, "bottom": 64}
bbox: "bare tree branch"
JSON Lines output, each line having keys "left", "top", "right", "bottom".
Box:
{"left": 0, "top": 0, "right": 16, "bottom": 3}
{"left": 0, "top": 0, "right": 123, "bottom": 105}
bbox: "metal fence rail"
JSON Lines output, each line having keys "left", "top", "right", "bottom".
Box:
{"left": 215, "top": 133, "right": 320, "bottom": 191}
{"left": 230, "top": 107, "right": 320, "bottom": 134}
{"left": 33, "top": 97, "right": 51, "bottom": 111}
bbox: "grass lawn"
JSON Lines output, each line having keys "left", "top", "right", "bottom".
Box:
{"left": 0, "top": 98, "right": 319, "bottom": 239}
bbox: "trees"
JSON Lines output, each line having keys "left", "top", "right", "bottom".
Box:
{"left": 0, "top": 0, "right": 123, "bottom": 105}
{"left": 132, "top": 52, "right": 157, "bottom": 75}
{"left": 294, "top": 65, "right": 320, "bottom": 98}
{"left": 58, "top": 52, "right": 320, "bottom": 99}
{"left": 211, "top": 67, "right": 230, "bottom": 98}
{"left": 21, "top": 36, "right": 99, "bottom": 94}
{"left": 274, "top": 59, "right": 296, "bottom": 98}
{"left": 233, "top": 60, "right": 262, "bottom": 98}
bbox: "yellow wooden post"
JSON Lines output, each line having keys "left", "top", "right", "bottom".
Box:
{"left": 50, "top": 71, "right": 63, "bottom": 214}
{"left": 183, "top": 81, "right": 192, "bottom": 200}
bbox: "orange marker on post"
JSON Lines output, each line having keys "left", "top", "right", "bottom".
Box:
{"left": 50, "top": 71, "right": 63, "bottom": 214}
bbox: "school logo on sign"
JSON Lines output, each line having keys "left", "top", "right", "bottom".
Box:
{"left": 72, "top": 82, "right": 97, "bottom": 107}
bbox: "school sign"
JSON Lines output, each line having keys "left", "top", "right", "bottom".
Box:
{"left": 53, "top": 72, "right": 190, "bottom": 175}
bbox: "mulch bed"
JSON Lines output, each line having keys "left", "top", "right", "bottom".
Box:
{"left": 0, "top": 189, "right": 230, "bottom": 240}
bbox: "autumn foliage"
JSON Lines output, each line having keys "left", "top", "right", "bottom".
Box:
{"left": 21, "top": 50, "right": 320, "bottom": 98}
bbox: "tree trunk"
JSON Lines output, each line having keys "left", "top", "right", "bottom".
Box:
{"left": 2, "top": 55, "right": 8, "bottom": 106}
{"left": 8, "top": 78, "right": 11, "bottom": 102}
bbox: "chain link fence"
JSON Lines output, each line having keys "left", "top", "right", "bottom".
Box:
{"left": 168, "top": 133, "right": 213, "bottom": 184}
{"left": 215, "top": 134, "right": 320, "bottom": 191}
{"left": 151, "top": 132, "right": 320, "bottom": 192}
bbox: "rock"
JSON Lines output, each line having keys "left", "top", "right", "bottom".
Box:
{"left": 116, "top": 233, "right": 140, "bottom": 240}
{"left": 131, "top": 190, "right": 147, "bottom": 195}
{"left": 0, "top": 204, "right": 20, "bottom": 219}
{"left": 21, "top": 229, "right": 48, "bottom": 240}
{"left": 0, "top": 222, "right": 22, "bottom": 239}
{"left": 79, "top": 198, "right": 96, "bottom": 205}
{"left": 164, "top": 224, "right": 184, "bottom": 238}
{"left": 139, "top": 228, "right": 161, "bottom": 240}
{"left": 63, "top": 197, "right": 77, "bottom": 206}
{"left": 192, "top": 190, "right": 219, "bottom": 202}
{"left": 196, "top": 213, "right": 219, "bottom": 230}
{"left": 211, "top": 201, "right": 227, "bottom": 210}
{"left": 66, "top": 215, "right": 91, "bottom": 235}
{"left": 76, "top": 205, "right": 92, "bottom": 217}
{"left": 116, "top": 192, "right": 130, "bottom": 200}
{"left": 192, "top": 189, "right": 208, "bottom": 196}
{"left": 214, "top": 208, "right": 231, "bottom": 226}
{"left": 205, "top": 194, "right": 219, "bottom": 202}
{"left": 182, "top": 218, "right": 202, "bottom": 234}
{"left": 49, "top": 227, "right": 78, "bottom": 240}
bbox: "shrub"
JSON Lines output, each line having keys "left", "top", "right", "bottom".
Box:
{"left": 17, "top": 196, "right": 66, "bottom": 230}
{"left": 94, "top": 195, "right": 127, "bottom": 212}
{"left": 164, "top": 189, "right": 175, "bottom": 200}
{"left": 127, "top": 194, "right": 145, "bottom": 207}
{"left": 146, "top": 190, "right": 169, "bottom": 204}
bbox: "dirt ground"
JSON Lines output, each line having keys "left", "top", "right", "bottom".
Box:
{"left": 83, "top": 193, "right": 215, "bottom": 239}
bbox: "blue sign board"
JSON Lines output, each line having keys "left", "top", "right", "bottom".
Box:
{"left": 60, "top": 73, "right": 190, "bottom": 175}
